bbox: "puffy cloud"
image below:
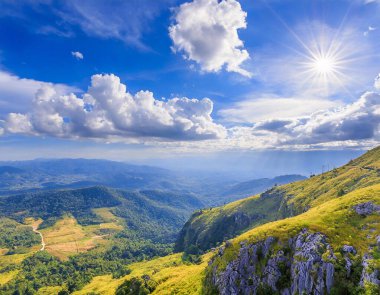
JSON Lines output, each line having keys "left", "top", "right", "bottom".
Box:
{"left": 253, "top": 92, "right": 380, "bottom": 146}
{"left": 0, "top": 71, "right": 77, "bottom": 115}
{"left": 375, "top": 74, "right": 380, "bottom": 89}
{"left": 169, "top": 0, "right": 251, "bottom": 77}
{"left": 71, "top": 51, "right": 83, "bottom": 60}
{"left": 4, "top": 74, "right": 226, "bottom": 141}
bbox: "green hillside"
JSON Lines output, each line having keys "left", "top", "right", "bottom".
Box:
{"left": 204, "top": 183, "right": 380, "bottom": 294}
{"left": 66, "top": 183, "right": 380, "bottom": 295}
{"left": 0, "top": 187, "right": 204, "bottom": 294}
{"left": 176, "top": 146, "right": 380, "bottom": 253}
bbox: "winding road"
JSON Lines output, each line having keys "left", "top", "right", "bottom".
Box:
{"left": 32, "top": 225, "right": 46, "bottom": 251}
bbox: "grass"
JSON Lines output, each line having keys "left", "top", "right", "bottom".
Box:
{"left": 72, "top": 252, "right": 214, "bottom": 295}
{"left": 0, "top": 245, "right": 40, "bottom": 268}
{"left": 37, "top": 210, "right": 123, "bottom": 260}
{"left": 0, "top": 270, "right": 19, "bottom": 286}
{"left": 282, "top": 146, "right": 380, "bottom": 212}
{"left": 40, "top": 216, "right": 105, "bottom": 260}
{"left": 36, "top": 286, "right": 63, "bottom": 295}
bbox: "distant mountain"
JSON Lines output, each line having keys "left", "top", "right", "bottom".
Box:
{"left": 221, "top": 174, "right": 306, "bottom": 202}
{"left": 0, "top": 166, "right": 24, "bottom": 175}
{"left": 0, "top": 158, "right": 198, "bottom": 195}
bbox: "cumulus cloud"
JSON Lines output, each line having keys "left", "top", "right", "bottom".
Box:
{"left": 0, "top": 71, "right": 77, "bottom": 115}
{"left": 71, "top": 51, "right": 83, "bottom": 60}
{"left": 169, "top": 0, "right": 251, "bottom": 77}
{"left": 4, "top": 74, "right": 226, "bottom": 141}
{"left": 253, "top": 92, "right": 380, "bottom": 146}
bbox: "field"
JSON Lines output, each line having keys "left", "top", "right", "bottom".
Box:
{"left": 40, "top": 210, "right": 123, "bottom": 260}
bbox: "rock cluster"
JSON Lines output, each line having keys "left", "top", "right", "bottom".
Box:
{"left": 210, "top": 229, "right": 337, "bottom": 295}
{"left": 354, "top": 202, "right": 380, "bottom": 216}
{"left": 360, "top": 253, "right": 380, "bottom": 287}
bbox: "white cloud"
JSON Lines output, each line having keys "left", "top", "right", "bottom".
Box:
{"left": 364, "top": 26, "right": 376, "bottom": 36}
{"left": 375, "top": 74, "right": 380, "bottom": 89}
{"left": 4, "top": 74, "right": 226, "bottom": 141}
{"left": 252, "top": 92, "right": 380, "bottom": 146}
{"left": 169, "top": 0, "right": 251, "bottom": 77}
{"left": 219, "top": 96, "right": 341, "bottom": 123}
{"left": 71, "top": 51, "right": 83, "bottom": 60}
{"left": 0, "top": 71, "right": 77, "bottom": 115}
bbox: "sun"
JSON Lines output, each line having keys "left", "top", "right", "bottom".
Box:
{"left": 312, "top": 56, "right": 337, "bottom": 75}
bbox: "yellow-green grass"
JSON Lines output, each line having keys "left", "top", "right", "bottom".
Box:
{"left": 40, "top": 216, "right": 100, "bottom": 260}
{"left": 24, "top": 217, "right": 43, "bottom": 229}
{"left": 72, "top": 252, "right": 214, "bottom": 295}
{"left": 0, "top": 270, "right": 19, "bottom": 286}
{"left": 0, "top": 244, "right": 41, "bottom": 269}
{"left": 36, "top": 286, "right": 63, "bottom": 295}
{"left": 211, "top": 184, "right": 380, "bottom": 271}
{"left": 282, "top": 147, "right": 380, "bottom": 212}
{"left": 85, "top": 207, "right": 124, "bottom": 233}
{"left": 92, "top": 207, "right": 122, "bottom": 224}
{"left": 40, "top": 213, "right": 123, "bottom": 260}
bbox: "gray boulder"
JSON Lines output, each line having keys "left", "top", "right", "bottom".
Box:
{"left": 354, "top": 202, "right": 380, "bottom": 216}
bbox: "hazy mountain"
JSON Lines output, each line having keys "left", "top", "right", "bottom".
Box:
{"left": 219, "top": 174, "right": 306, "bottom": 202}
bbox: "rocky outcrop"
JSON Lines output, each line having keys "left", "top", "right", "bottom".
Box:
{"left": 290, "top": 229, "right": 335, "bottom": 294}
{"left": 360, "top": 253, "right": 380, "bottom": 287}
{"left": 354, "top": 202, "right": 380, "bottom": 216}
{"left": 342, "top": 245, "right": 357, "bottom": 277}
{"left": 209, "top": 229, "right": 337, "bottom": 295}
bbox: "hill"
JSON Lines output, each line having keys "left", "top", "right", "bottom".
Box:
{"left": 0, "top": 186, "right": 204, "bottom": 294}
{"left": 50, "top": 183, "right": 380, "bottom": 294}
{"left": 176, "top": 146, "right": 380, "bottom": 253}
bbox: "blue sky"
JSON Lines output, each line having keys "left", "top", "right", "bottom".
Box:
{"left": 0, "top": 0, "right": 379, "bottom": 172}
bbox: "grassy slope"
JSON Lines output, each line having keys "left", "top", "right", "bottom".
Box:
{"left": 206, "top": 183, "right": 380, "bottom": 293}
{"left": 177, "top": 146, "right": 380, "bottom": 252}
{"left": 75, "top": 183, "right": 380, "bottom": 294}
{"left": 71, "top": 252, "right": 214, "bottom": 295}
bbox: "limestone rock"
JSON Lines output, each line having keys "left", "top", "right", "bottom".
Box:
{"left": 354, "top": 202, "right": 380, "bottom": 216}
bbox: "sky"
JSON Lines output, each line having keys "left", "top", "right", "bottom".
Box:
{"left": 0, "top": 0, "right": 379, "bottom": 174}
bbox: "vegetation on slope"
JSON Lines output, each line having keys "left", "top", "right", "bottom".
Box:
{"left": 0, "top": 218, "right": 40, "bottom": 252}
{"left": 176, "top": 146, "right": 380, "bottom": 253}
{"left": 204, "top": 184, "right": 380, "bottom": 294}
{"left": 73, "top": 252, "right": 214, "bottom": 295}
{"left": 0, "top": 186, "right": 204, "bottom": 294}
{"left": 0, "top": 187, "right": 122, "bottom": 227}
{"left": 69, "top": 184, "right": 380, "bottom": 295}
